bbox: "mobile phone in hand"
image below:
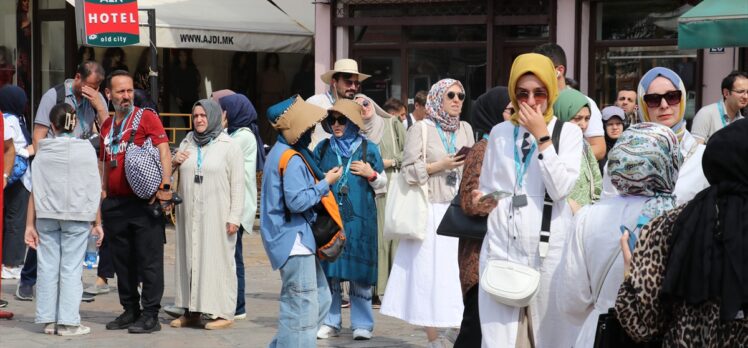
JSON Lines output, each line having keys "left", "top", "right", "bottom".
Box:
{"left": 455, "top": 146, "right": 472, "bottom": 158}
{"left": 620, "top": 225, "right": 638, "bottom": 252}
{"left": 479, "top": 190, "right": 512, "bottom": 202}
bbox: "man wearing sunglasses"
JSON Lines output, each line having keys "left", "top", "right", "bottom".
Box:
{"left": 534, "top": 43, "right": 607, "bottom": 161}
{"left": 307, "top": 59, "right": 371, "bottom": 150}
{"left": 692, "top": 71, "right": 748, "bottom": 144}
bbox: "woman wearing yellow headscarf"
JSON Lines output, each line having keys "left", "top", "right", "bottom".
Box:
{"left": 471, "top": 53, "right": 584, "bottom": 348}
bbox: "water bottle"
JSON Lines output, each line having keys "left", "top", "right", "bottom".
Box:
{"left": 84, "top": 234, "right": 98, "bottom": 269}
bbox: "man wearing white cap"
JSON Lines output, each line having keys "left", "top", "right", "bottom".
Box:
{"left": 306, "top": 59, "right": 371, "bottom": 150}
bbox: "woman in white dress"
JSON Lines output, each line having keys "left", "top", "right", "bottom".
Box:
{"left": 601, "top": 67, "right": 708, "bottom": 205}
{"left": 473, "top": 53, "right": 583, "bottom": 348}
{"left": 381, "top": 78, "right": 474, "bottom": 348}
{"left": 556, "top": 123, "right": 682, "bottom": 347}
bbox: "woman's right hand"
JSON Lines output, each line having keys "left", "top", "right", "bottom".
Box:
{"left": 25, "top": 225, "right": 39, "bottom": 250}
{"left": 470, "top": 190, "right": 498, "bottom": 216}
{"left": 173, "top": 150, "right": 190, "bottom": 166}
{"left": 325, "top": 166, "right": 343, "bottom": 185}
{"left": 620, "top": 230, "right": 633, "bottom": 278}
{"left": 429, "top": 154, "right": 465, "bottom": 174}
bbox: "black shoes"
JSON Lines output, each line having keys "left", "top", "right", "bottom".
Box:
{"left": 128, "top": 314, "right": 161, "bottom": 334}
{"left": 106, "top": 309, "right": 141, "bottom": 330}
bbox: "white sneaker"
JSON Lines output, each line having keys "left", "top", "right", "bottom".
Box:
{"left": 56, "top": 324, "right": 91, "bottom": 336}
{"left": 43, "top": 323, "right": 56, "bottom": 335}
{"left": 234, "top": 312, "right": 247, "bottom": 320}
{"left": 316, "top": 325, "right": 339, "bottom": 339}
{"left": 352, "top": 328, "right": 372, "bottom": 340}
{"left": 1, "top": 266, "right": 20, "bottom": 279}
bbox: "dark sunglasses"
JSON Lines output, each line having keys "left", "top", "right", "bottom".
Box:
{"left": 446, "top": 91, "right": 466, "bottom": 101}
{"left": 642, "top": 90, "right": 682, "bottom": 108}
{"left": 325, "top": 115, "right": 348, "bottom": 126}
{"left": 516, "top": 89, "right": 548, "bottom": 103}
{"left": 340, "top": 79, "right": 361, "bottom": 88}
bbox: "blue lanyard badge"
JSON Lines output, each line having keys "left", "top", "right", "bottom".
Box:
{"left": 718, "top": 99, "right": 728, "bottom": 127}
{"left": 513, "top": 126, "right": 536, "bottom": 190}
{"left": 108, "top": 109, "right": 133, "bottom": 156}
{"left": 435, "top": 123, "right": 457, "bottom": 155}
{"left": 335, "top": 141, "right": 361, "bottom": 194}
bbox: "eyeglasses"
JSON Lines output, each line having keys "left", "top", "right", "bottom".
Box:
{"left": 642, "top": 90, "right": 682, "bottom": 108}
{"left": 340, "top": 79, "right": 361, "bottom": 88}
{"left": 516, "top": 89, "right": 548, "bottom": 103}
{"left": 446, "top": 91, "right": 466, "bottom": 101}
{"left": 325, "top": 116, "right": 348, "bottom": 126}
{"left": 731, "top": 89, "right": 748, "bottom": 96}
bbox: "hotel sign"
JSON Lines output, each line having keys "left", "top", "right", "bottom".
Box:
{"left": 76, "top": 0, "right": 140, "bottom": 47}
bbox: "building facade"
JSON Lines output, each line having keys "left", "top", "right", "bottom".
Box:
{"left": 313, "top": 0, "right": 747, "bottom": 123}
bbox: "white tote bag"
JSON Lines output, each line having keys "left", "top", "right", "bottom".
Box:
{"left": 383, "top": 122, "right": 429, "bottom": 241}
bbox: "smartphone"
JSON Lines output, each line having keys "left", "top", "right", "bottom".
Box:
{"left": 455, "top": 146, "right": 472, "bottom": 158}
{"left": 619, "top": 225, "right": 638, "bottom": 252}
{"left": 479, "top": 190, "right": 512, "bottom": 202}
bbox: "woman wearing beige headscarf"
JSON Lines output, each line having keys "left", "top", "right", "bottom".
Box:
{"left": 354, "top": 93, "right": 406, "bottom": 306}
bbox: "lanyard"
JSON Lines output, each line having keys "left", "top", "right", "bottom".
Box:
{"left": 718, "top": 99, "right": 729, "bottom": 127}
{"left": 196, "top": 140, "right": 214, "bottom": 174}
{"left": 513, "top": 126, "right": 536, "bottom": 190}
{"left": 435, "top": 123, "right": 457, "bottom": 155}
{"left": 108, "top": 109, "right": 133, "bottom": 156}
{"left": 482, "top": 133, "right": 489, "bottom": 140}
{"left": 334, "top": 141, "right": 361, "bottom": 190}
{"left": 67, "top": 84, "right": 89, "bottom": 134}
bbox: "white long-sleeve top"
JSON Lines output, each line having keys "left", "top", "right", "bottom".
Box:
{"left": 478, "top": 117, "right": 583, "bottom": 348}
{"left": 601, "top": 130, "right": 708, "bottom": 205}
{"left": 556, "top": 195, "right": 647, "bottom": 348}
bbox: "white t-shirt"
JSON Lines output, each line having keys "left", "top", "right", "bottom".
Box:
{"left": 306, "top": 93, "right": 334, "bottom": 151}
{"left": 691, "top": 100, "right": 744, "bottom": 143}
{"left": 3, "top": 114, "right": 32, "bottom": 190}
{"left": 289, "top": 232, "right": 314, "bottom": 256}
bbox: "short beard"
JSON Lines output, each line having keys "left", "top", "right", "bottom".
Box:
{"left": 114, "top": 102, "right": 134, "bottom": 115}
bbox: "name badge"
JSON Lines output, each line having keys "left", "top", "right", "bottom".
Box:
{"left": 512, "top": 194, "right": 528, "bottom": 208}
{"left": 109, "top": 160, "right": 118, "bottom": 168}
{"left": 194, "top": 175, "right": 203, "bottom": 184}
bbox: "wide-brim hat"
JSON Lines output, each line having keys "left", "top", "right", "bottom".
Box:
{"left": 267, "top": 95, "right": 327, "bottom": 145}
{"left": 320, "top": 59, "right": 371, "bottom": 85}
{"left": 323, "top": 99, "right": 365, "bottom": 133}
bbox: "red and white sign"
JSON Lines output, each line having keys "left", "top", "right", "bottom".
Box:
{"left": 76, "top": 0, "right": 140, "bottom": 47}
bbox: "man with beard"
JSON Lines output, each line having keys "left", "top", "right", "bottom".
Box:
{"left": 306, "top": 59, "right": 370, "bottom": 150}
{"left": 100, "top": 70, "right": 172, "bottom": 334}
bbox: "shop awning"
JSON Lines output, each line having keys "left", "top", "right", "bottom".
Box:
{"left": 67, "top": 0, "right": 314, "bottom": 53}
{"left": 678, "top": 0, "right": 748, "bottom": 49}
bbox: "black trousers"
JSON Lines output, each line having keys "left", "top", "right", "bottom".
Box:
{"left": 3, "top": 181, "right": 29, "bottom": 266}
{"left": 102, "top": 196, "right": 165, "bottom": 316}
{"left": 454, "top": 284, "right": 482, "bottom": 348}
{"left": 96, "top": 233, "right": 115, "bottom": 279}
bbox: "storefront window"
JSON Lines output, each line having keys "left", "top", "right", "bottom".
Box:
{"left": 593, "top": 46, "right": 698, "bottom": 118}
{"left": 353, "top": 26, "right": 401, "bottom": 45}
{"left": 0, "top": 1, "right": 18, "bottom": 88}
{"left": 596, "top": 0, "right": 700, "bottom": 41}
{"left": 359, "top": 52, "right": 402, "bottom": 105}
{"left": 409, "top": 48, "right": 486, "bottom": 120}
{"left": 407, "top": 25, "right": 486, "bottom": 42}
{"left": 40, "top": 21, "right": 66, "bottom": 92}
{"left": 39, "top": 0, "right": 65, "bottom": 9}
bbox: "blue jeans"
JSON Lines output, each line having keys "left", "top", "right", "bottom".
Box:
{"left": 324, "top": 278, "right": 374, "bottom": 331}
{"left": 268, "top": 255, "right": 331, "bottom": 348}
{"left": 34, "top": 219, "right": 90, "bottom": 325}
{"left": 235, "top": 227, "right": 245, "bottom": 315}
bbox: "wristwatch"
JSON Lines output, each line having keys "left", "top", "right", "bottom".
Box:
{"left": 537, "top": 135, "right": 551, "bottom": 144}
{"left": 159, "top": 183, "right": 171, "bottom": 191}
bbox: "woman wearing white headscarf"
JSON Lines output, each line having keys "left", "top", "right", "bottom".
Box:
{"left": 171, "top": 99, "right": 245, "bottom": 330}
{"left": 354, "top": 93, "right": 406, "bottom": 304}
{"left": 381, "top": 79, "right": 474, "bottom": 348}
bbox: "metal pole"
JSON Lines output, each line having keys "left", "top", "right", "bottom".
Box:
{"left": 147, "top": 9, "right": 158, "bottom": 107}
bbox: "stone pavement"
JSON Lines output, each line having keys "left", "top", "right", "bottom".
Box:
{"left": 0, "top": 226, "right": 445, "bottom": 348}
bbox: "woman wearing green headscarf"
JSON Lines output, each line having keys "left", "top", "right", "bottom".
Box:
{"left": 554, "top": 88, "right": 602, "bottom": 210}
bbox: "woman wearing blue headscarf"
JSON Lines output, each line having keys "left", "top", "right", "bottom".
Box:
{"left": 217, "top": 93, "right": 263, "bottom": 320}
{"left": 314, "top": 99, "right": 385, "bottom": 341}
{"left": 601, "top": 67, "right": 708, "bottom": 205}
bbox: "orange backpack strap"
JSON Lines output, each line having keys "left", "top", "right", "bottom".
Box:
{"left": 277, "top": 149, "right": 343, "bottom": 230}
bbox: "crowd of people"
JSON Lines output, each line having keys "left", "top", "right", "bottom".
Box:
{"left": 1, "top": 42, "right": 748, "bottom": 348}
